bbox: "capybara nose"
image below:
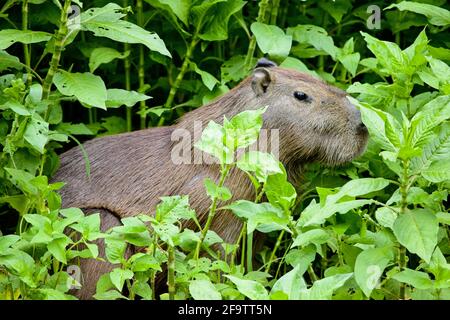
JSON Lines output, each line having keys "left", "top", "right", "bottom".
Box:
{"left": 357, "top": 122, "right": 368, "bottom": 134}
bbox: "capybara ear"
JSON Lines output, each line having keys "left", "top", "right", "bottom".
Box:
{"left": 251, "top": 67, "right": 272, "bottom": 96}
{"left": 255, "top": 57, "right": 277, "bottom": 68}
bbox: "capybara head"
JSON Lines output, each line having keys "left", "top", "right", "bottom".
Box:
{"left": 248, "top": 58, "right": 369, "bottom": 166}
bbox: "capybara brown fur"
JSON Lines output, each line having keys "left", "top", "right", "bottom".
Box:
{"left": 52, "top": 58, "right": 368, "bottom": 299}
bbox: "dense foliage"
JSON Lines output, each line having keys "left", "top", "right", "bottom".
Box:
{"left": 0, "top": 0, "right": 449, "bottom": 300}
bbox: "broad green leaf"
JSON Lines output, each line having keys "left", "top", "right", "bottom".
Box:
{"left": 251, "top": 22, "right": 292, "bottom": 60}
{"left": 199, "top": 0, "right": 246, "bottom": 41}
{"left": 265, "top": 171, "right": 297, "bottom": 211}
{"left": 298, "top": 199, "right": 373, "bottom": 227}
{"left": 223, "top": 106, "right": 267, "bottom": 150}
{"left": 318, "top": 0, "right": 352, "bottom": 23}
{"left": 81, "top": 4, "right": 171, "bottom": 57}
{"left": 155, "top": 195, "right": 196, "bottom": 223}
{"left": 0, "top": 29, "right": 52, "bottom": 50}
{"left": 189, "top": 279, "right": 222, "bottom": 300}
{"left": 204, "top": 178, "right": 232, "bottom": 201}
{"left": 287, "top": 25, "right": 338, "bottom": 59}
{"left": 145, "top": 0, "right": 191, "bottom": 26}
{"left": 270, "top": 264, "right": 307, "bottom": 300}
{"left": 24, "top": 115, "right": 49, "bottom": 154}
{"left": 236, "top": 151, "right": 282, "bottom": 183}
{"left": 0, "top": 50, "right": 23, "bottom": 72}
{"left": 109, "top": 268, "right": 134, "bottom": 292}
{"left": 89, "top": 47, "right": 129, "bottom": 72}
{"left": 0, "top": 100, "right": 31, "bottom": 115}
{"left": 354, "top": 247, "right": 394, "bottom": 297}
{"left": 393, "top": 209, "right": 438, "bottom": 263}
{"left": 386, "top": 2, "right": 450, "bottom": 26}
{"left": 221, "top": 55, "right": 256, "bottom": 82}
{"left": 299, "top": 273, "right": 353, "bottom": 300}
{"left": 48, "top": 237, "right": 71, "bottom": 264}
{"left": 0, "top": 235, "right": 20, "bottom": 251}
{"left": 352, "top": 99, "right": 397, "bottom": 152}
{"left": 53, "top": 71, "right": 107, "bottom": 109}
{"left": 327, "top": 178, "right": 390, "bottom": 204}
{"left": 392, "top": 269, "right": 434, "bottom": 290}
{"left": 194, "top": 120, "right": 233, "bottom": 164}
{"left": 411, "top": 123, "right": 450, "bottom": 174}
{"left": 191, "top": 62, "right": 219, "bottom": 90}
{"left": 224, "top": 200, "right": 290, "bottom": 234}
{"left": 105, "top": 89, "right": 151, "bottom": 108}
{"left": 292, "top": 229, "right": 330, "bottom": 248}
{"left": 375, "top": 207, "right": 398, "bottom": 230}
{"left": 421, "top": 161, "right": 450, "bottom": 183}
{"left": 0, "top": 250, "right": 36, "bottom": 287}
{"left": 225, "top": 275, "right": 269, "bottom": 300}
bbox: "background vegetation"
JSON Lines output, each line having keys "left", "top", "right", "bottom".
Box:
{"left": 0, "top": 0, "right": 449, "bottom": 300}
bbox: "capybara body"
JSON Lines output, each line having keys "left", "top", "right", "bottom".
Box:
{"left": 53, "top": 59, "right": 368, "bottom": 299}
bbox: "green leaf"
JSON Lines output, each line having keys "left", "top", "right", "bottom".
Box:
{"left": 194, "top": 120, "right": 233, "bottom": 164}
{"left": 48, "top": 237, "right": 71, "bottom": 264}
{"left": 199, "top": 0, "right": 246, "bottom": 41}
{"left": 81, "top": 4, "right": 171, "bottom": 57}
{"left": 189, "top": 279, "right": 222, "bottom": 300}
{"left": 236, "top": 151, "right": 282, "bottom": 183}
{"left": 221, "top": 55, "right": 255, "bottom": 83}
{"left": 251, "top": 22, "right": 292, "bottom": 60}
{"left": 392, "top": 269, "right": 434, "bottom": 290}
{"left": 265, "top": 171, "right": 297, "bottom": 211}
{"left": 0, "top": 100, "right": 31, "bottom": 115}
{"left": 300, "top": 273, "right": 353, "bottom": 300}
{"left": 0, "top": 235, "right": 20, "bottom": 251}
{"left": 270, "top": 264, "right": 307, "bottom": 299}
{"left": 105, "top": 89, "right": 151, "bottom": 108}
{"left": 24, "top": 115, "right": 49, "bottom": 154}
{"left": 109, "top": 268, "right": 134, "bottom": 292}
{"left": 375, "top": 207, "right": 398, "bottom": 230}
{"left": 287, "top": 25, "right": 338, "bottom": 59}
{"left": 204, "top": 178, "right": 232, "bottom": 201}
{"left": 393, "top": 209, "right": 438, "bottom": 263}
{"left": 386, "top": 2, "right": 450, "bottom": 26}
{"left": 421, "top": 161, "right": 450, "bottom": 183}
{"left": 225, "top": 275, "right": 269, "bottom": 300}
{"left": 225, "top": 200, "right": 290, "bottom": 234}
{"left": 89, "top": 47, "right": 129, "bottom": 73}
{"left": 292, "top": 229, "right": 330, "bottom": 248}
{"left": 155, "top": 195, "right": 195, "bottom": 223}
{"left": 0, "top": 29, "right": 52, "bottom": 50}
{"left": 145, "top": 0, "right": 191, "bottom": 26}
{"left": 327, "top": 178, "right": 390, "bottom": 203}
{"left": 190, "top": 62, "right": 219, "bottom": 90}
{"left": 354, "top": 247, "right": 394, "bottom": 297}
{"left": 223, "top": 106, "right": 267, "bottom": 151}
{"left": 53, "top": 71, "right": 107, "bottom": 109}
{"left": 0, "top": 50, "right": 23, "bottom": 72}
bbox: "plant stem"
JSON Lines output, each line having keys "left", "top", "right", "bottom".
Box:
{"left": 123, "top": 0, "right": 132, "bottom": 131}
{"left": 246, "top": 231, "right": 253, "bottom": 272}
{"left": 244, "top": 0, "right": 270, "bottom": 71}
{"left": 167, "top": 245, "right": 175, "bottom": 300}
{"left": 270, "top": 0, "right": 280, "bottom": 25}
{"left": 22, "top": 0, "right": 32, "bottom": 86}
{"left": 398, "top": 159, "right": 410, "bottom": 300}
{"left": 42, "top": 0, "right": 72, "bottom": 111}
{"left": 194, "top": 165, "right": 230, "bottom": 258}
{"left": 159, "top": 37, "right": 199, "bottom": 126}
{"left": 264, "top": 229, "right": 284, "bottom": 273}
{"left": 137, "top": 0, "right": 147, "bottom": 129}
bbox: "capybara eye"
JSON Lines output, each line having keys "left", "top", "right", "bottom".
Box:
{"left": 294, "top": 91, "right": 309, "bottom": 101}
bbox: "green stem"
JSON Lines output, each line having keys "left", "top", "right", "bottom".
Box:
{"left": 246, "top": 232, "right": 253, "bottom": 272}
{"left": 398, "top": 159, "right": 410, "bottom": 300}
{"left": 159, "top": 37, "right": 199, "bottom": 126}
{"left": 167, "top": 245, "right": 175, "bottom": 300}
{"left": 264, "top": 229, "right": 284, "bottom": 273}
{"left": 22, "top": 0, "right": 32, "bottom": 86}
{"left": 269, "top": 0, "right": 280, "bottom": 25}
{"left": 123, "top": 0, "right": 132, "bottom": 131}
{"left": 195, "top": 165, "right": 230, "bottom": 258}
{"left": 244, "top": 0, "right": 270, "bottom": 71}
{"left": 137, "top": 0, "right": 147, "bottom": 129}
{"left": 42, "top": 0, "right": 71, "bottom": 113}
